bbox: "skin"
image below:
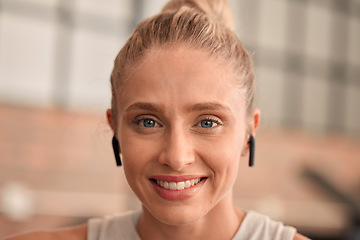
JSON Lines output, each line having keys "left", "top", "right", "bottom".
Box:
{"left": 106, "top": 46, "right": 309, "bottom": 240}
{"left": 4, "top": 46, "right": 310, "bottom": 240}
{"left": 3, "top": 224, "right": 87, "bottom": 240}
{"left": 110, "top": 45, "right": 258, "bottom": 239}
{"left": 108, "top": 47, "right": 259, "bottom": 239}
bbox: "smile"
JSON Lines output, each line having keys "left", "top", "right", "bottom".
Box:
{"left": 155, "top": 178, "right": 202, "bottom": 190}
{"left": 150, "top": 176, "right": 207, "bottom": 201}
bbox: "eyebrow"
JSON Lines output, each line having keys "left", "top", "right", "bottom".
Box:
{"left": 185, "top": 102, "right": 232, "bottom": 113}
{"left": 125, "top": 102, "right": 162, "bottom": 113}
{"left": 125, "top": 102, "right": 232, "bottom": 113}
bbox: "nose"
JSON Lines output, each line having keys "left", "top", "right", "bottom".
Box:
{"left": 158, "top": 127, "right": 195, "bottom": 171}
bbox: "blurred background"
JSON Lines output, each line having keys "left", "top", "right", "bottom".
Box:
{"left": 0, "top": 0, "right": 359, "bottom": 239}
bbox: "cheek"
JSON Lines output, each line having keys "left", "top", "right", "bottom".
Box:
{"left": 203, "top": 128, "right": 245, "bottom": 184}
{"left": 120, "top": 140, "right": 153, "bottom": 200}
{"left": 120, "top": 129, "right": 161, "bottom": 178}
{"left": 121, "top": 140, "right": 150, "bottom": 173}
{"left": 118, "top": 127, "right": 147, "bottom": 185}
{"left": 198, "top": 131, "right": 243, "bottom": 172}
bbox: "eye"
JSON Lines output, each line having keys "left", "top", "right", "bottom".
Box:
{"left": 200, "top": 120, "right": 217, "bottom": 128}
{"left": 196, "top": 117, "right": 222, "bottom": 129}
{"left": 135, "top": 118, "right": 161, "bottom": 128}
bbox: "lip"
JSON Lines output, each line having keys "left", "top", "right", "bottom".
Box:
{"left": 150, "top": 175, "right": 207, "bottom": 201}
{"left": 151, "top": 175, "right": 205, "bottom": 182}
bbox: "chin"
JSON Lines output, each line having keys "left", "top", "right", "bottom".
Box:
{"left": 144, "top": 203, "right": 206, "bottom": 226}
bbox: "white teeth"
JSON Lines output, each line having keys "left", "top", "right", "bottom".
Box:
{"left": 169, "top": 182, "right": 177, "bottom": 190}
{"left": 177, "top": 182, "right": 185, "bottom": 190}
{"left": 156, "top": 178, "right": 202, "bottom": 190}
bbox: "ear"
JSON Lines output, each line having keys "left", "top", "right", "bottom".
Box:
{"left": 107, "top": 109, "right": 122, "bottom": 156}
{"left": 241, "top": 109, "right": 261, "bottom": 156}
{"left": 106, "top": 109, "right": 114, "bottom": 131}
{"left": 250, "top": 108, "right": 261, "bottom": 136}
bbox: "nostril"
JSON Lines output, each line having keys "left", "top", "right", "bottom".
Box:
{"left": 157, "top": 135, "right": 196, "bottom": 171}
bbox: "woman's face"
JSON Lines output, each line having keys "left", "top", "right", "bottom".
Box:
{"left": 112, "top": 46, "right": 251, "bottom": 225}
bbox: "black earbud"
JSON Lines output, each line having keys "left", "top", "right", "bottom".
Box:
{"left": 248, "top": 135, "right": 255, "bottom": 167}
{"left": 112, "top": 136, "right": 122, "bottom": 166}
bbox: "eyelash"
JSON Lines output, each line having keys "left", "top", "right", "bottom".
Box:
{"left": 132, "top": 116, "right": 161, "bottom": 128}
{"left": 196, "top": 117, "right": 223, "bottom": 129}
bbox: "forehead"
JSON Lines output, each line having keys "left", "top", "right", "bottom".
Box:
{"left": 135, "top": 45, "right": 233, "bottom": 81}
{"left": 118, "top": 46, "right": 244, "bottom": 113}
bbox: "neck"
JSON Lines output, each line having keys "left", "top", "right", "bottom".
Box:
{"left": 137, "top": 192, "right": 245, "bottom": 240}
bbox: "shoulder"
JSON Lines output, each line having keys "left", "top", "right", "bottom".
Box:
{"left": 234, "top": 210, "right": 305, "bottom": 240}
{"left": 3, "top": 224, "right": 87, "bottom": 240}
{"left": 293, "top": 233, "right": 311, "bottom": 240}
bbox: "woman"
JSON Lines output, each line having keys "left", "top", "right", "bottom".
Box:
{"left": 6, "top": 0, "right": 310, "bottom": 239}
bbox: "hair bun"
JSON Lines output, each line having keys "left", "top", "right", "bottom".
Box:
{"left": 161, "top": 0, "right": 235, "bottom": 31}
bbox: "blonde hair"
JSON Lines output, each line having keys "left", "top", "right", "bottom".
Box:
{"left": 110, "top": 0, "right": 255, "bottom": 125}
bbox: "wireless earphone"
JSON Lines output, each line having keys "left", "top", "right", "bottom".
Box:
{"left": 112, "top": 136, "right": 122, "bottom": 166}
{"left": 248, "top": 134, "right": 255, "bottom": 167}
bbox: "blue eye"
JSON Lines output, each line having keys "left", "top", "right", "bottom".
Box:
{"left": 200, "top": 120, "right": 217, "bottom": 128}
{"left": 133, "top": 117, "right": 161, "bottom": 129}
{"left": 142, "top": 118, "right": 156, "bottom": 127}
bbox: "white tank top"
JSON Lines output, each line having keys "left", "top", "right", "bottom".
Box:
{"left": 87, "top": 210, "right": 296, "bottom": 240}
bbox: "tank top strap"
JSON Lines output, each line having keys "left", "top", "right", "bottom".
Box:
{"left": 87, "top": 210, "right": 141, "bottom": 240}
{"left": 232, "top": 210, "right": 296, "bottom": 240}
